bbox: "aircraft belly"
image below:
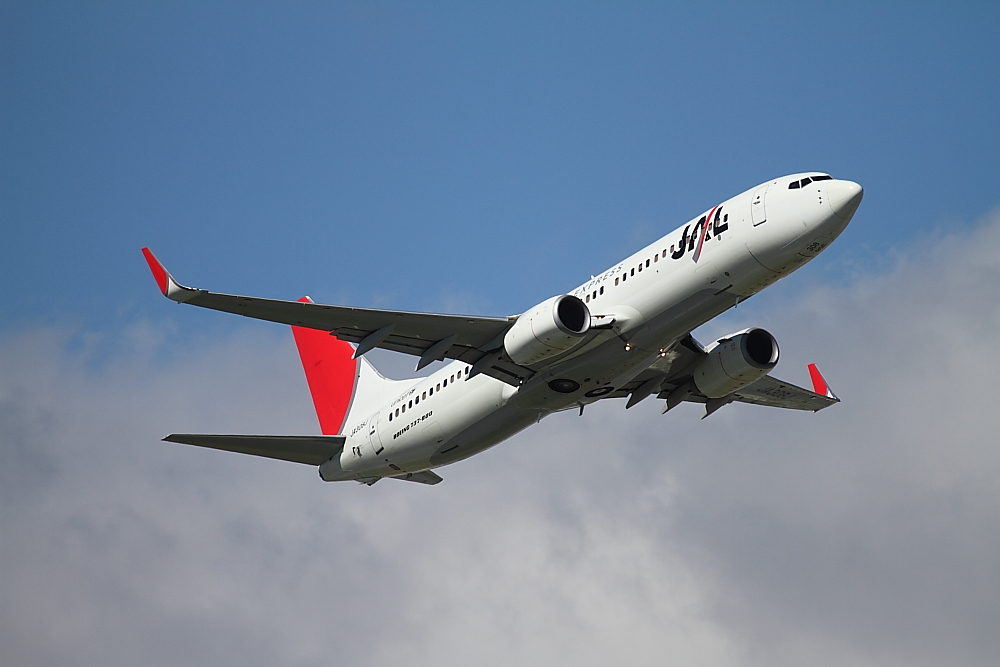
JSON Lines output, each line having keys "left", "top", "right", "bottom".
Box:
{"left": 542, "top": 291, "right": 731, "bottom": 390}
{"left": 638, "top": 288, "right": 735, "bottom": 347}
{"left": 427, "top": 403, "right": 537, "bottom": 467}
{"left": 386, "top": 375, "right": 511, "bottom": 469}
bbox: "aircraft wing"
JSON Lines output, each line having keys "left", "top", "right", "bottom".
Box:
{"left": 142, "top": 248, "right": 527, "bottom": 385}
{"left": 729, "top": 374, "right": 839, "bottom": 411}
{"left": 600, "top": 336, "right": 839, "bottom": 414}
{"left": 164, "top": 434, "right": 346, "bottom": 465}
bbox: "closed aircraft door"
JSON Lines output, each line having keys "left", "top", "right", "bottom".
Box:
{"left": 368, "top": 415, "right": 385, "bottom": 456}
{"left": 751, "top": 185, "right": 769, "bottom": 226}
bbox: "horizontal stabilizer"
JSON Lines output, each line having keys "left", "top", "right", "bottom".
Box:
{"left": 390, "top": 470, "right": 443, "bottom": 485}
{"left": 164, "top": 434, "right": 346, "bottom": 466}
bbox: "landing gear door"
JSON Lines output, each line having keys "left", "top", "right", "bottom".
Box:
{"left": 368, "top": 415, "right": 384, "bottom": 456}
{"left": 751, "top": 184, "right": 769, "bottom": 226}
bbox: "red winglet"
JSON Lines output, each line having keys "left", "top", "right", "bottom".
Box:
{"left": 807, "top": 363, "right": 837, "bottom": 399}
{"left": 141, "top": 247, "right": 169, "bottom": 295}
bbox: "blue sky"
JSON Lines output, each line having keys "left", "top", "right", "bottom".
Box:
{"left": 3, "top": 2, "right": 999, "bottom": 340}
{"left": 4, "top": 5, "right": 1000, "bottom": 667}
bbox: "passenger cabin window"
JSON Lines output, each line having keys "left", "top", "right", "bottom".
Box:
{"left": 585, "top": 295, "right": 590, "bottom": 303}
{"left": 599, "top": 286, "right": 604, "bottom": 295}
{"left": 615, "top": 277, "right": 619, "bottom": 286}
{"left": 645, "top": 259, "right": 650, "bottom": 268}
{"left": 630, "top": 268, "right": 635, "bottom": 276}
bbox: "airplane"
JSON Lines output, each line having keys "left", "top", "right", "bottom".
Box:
{"left": 143, "top": 172, "right": 862, "bottom": 486}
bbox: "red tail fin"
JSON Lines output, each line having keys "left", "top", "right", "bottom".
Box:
{"left": 291, "top": 297, "right": 359, "bottom": 435}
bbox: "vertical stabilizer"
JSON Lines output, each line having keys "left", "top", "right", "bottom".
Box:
{"left": 291, "top": 297, "right": 413, "bottom": 435}
{"left": 291, "top": 313, "right": 359, "bottom": 435}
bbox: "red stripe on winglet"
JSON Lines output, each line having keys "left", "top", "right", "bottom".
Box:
{"left": 808, "top": 363, "right": 829, "bottom": 396}
{"left": 291, "top": 297, "right": 359, "bottom": 435}
{"left": 142, "top": 247, "right": 169, "bottom": 294}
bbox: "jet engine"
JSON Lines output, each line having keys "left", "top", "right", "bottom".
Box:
{"left": 693, "top": 328, "right": 779, "bottom": 398}
{"left": 504, "top": 295, "right": 591, "bottom": 366}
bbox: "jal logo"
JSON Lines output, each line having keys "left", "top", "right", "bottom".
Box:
{"left": 670, "top": 206, "right": 728, "bottom": 262}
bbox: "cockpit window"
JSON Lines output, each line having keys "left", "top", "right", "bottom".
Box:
{"left": 790, "top": 174, "right": 832, "bottom": 189}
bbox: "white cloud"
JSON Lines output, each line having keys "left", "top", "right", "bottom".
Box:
{"left": 3, "top": 210, "right": 1000, "bottom": 666}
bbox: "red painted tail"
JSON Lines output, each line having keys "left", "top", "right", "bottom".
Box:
{"left": 291, "top": 297, "right": 359, "bottom": 435}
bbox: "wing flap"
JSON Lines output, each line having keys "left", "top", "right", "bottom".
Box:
{"left": 164, "top": 434, "right": 346, "bottom": 465}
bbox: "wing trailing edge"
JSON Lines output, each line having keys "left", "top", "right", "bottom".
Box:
{"left": 140, "top": 247, "right": 528, "bottom": 386}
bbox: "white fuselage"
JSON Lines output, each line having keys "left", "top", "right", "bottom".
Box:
{"left": 322, "top": 174, "right": 861, "bottom": 482}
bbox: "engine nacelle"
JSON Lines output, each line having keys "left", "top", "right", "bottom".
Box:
{"left": 504, "top": 295, "right": 591, "bottom": 366}
{"left": 693, "top": 328, "right": 779, "bottom": 398}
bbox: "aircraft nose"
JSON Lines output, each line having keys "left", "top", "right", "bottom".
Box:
{"left": 827, "top": 180, "right": 864, "bottom": 221}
